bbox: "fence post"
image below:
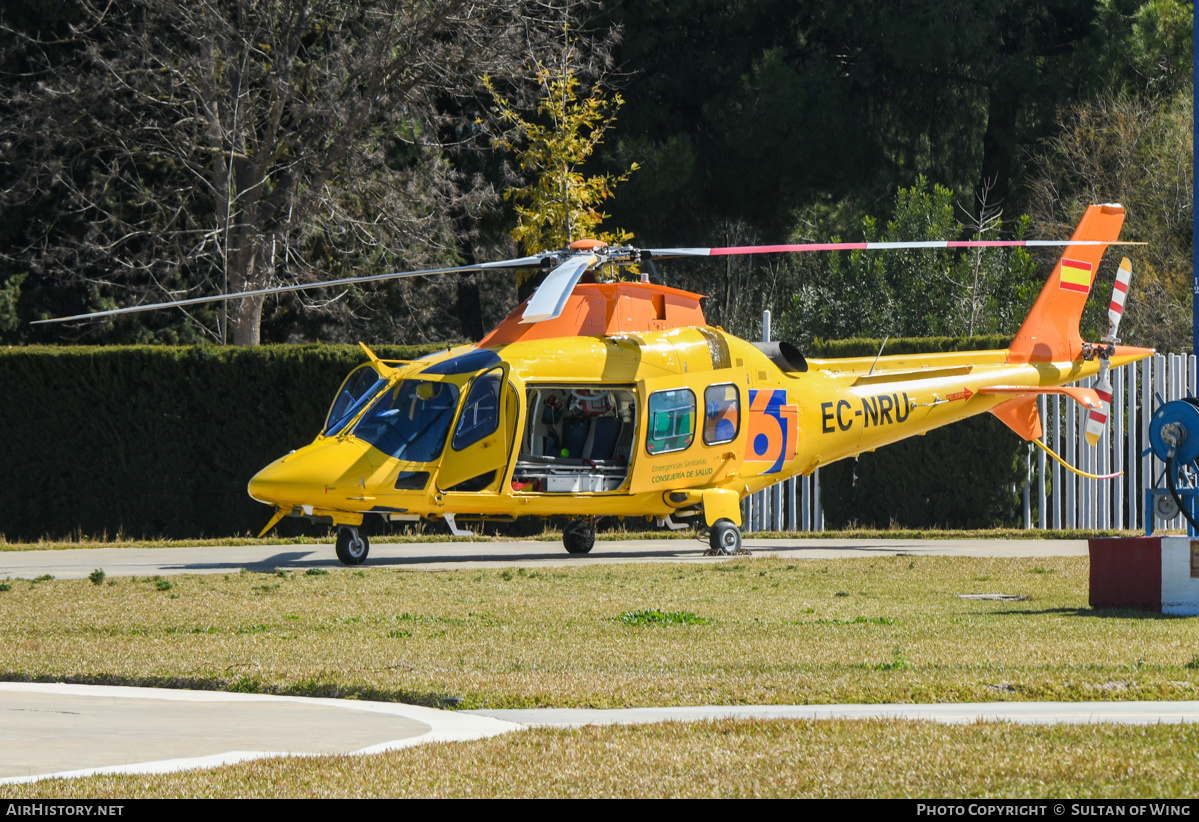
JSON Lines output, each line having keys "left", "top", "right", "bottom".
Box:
{"left": 801, "top": 475, "right": 810, "bottom": 531}
{"left": 1066, "top": 396, "right": 1076, "bottom": 528}
{"left": 1037, "top": 394, "right": 1047, "bottom": 529}
{"left": 1142, "top": 357, "right": 1153, "bottom": 531}
{"left": 1080, "top": 397, "right": 1091, "bottom": 528}
{"left": 784, "top": 478, "right": 794, "bottom": 530}
{"left": 1113, "top": 365, "right": 1124, "bottom": 530}
{"left": 1023, "top": 444, "right": 1032, "bottom": 529}
{"left": 1126, "top": 362, "right": 1137, "bottom": 531}
{"left": 1050, "top": 395, "right": 1061, "bottom": 529}
{"left": 813, "top": 468, "right": 823, "bottom": 531}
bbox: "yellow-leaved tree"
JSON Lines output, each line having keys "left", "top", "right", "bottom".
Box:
{"left": 485, "top": 45, "right": 637, "bottom": 273}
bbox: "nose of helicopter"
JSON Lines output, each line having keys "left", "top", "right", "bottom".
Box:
{"left": 247, "top": 439, "right": 374, "bottom": 507}
{"left": 247, "top": 457, "right": 313, "bottom": 507}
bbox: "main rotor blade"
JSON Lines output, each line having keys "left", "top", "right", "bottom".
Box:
{"left": 646, "top": 239, "right": 1145, "bottom": 259}
{"left": 520, "top": 254, "right": 599, "bottom": 323}
{"left": 31, "top": 255, "right": 547, "bottom": 325}
{"left": 1085, "top": 368, "right": 1113, "bottom": 446}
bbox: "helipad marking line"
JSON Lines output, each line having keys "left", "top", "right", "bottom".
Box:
{"left": 0, "top": 752, "right": 281, "bottom": 786}
{"left": 0, "top": 729, "right": 526, "bottom": 787}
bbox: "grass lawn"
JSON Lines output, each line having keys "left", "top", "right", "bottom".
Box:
{"left": 2, "top": 555, "right": 1195, "bottom": 707}
{"left": 4, "top": 721, "right": 1199, "bottom": 798}
{"left": 1, "top": 554, "right": 1196, "bottom": 797}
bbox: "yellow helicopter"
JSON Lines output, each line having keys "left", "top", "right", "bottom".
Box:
{"left": 38, "top": 203, "right": 1150, "bottom": 563}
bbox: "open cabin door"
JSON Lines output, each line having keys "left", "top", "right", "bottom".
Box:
{"left": 511, "top": 384, "right": 637, "bottom": 493}
{"left": 436, "top": 366, "right": 517, "bottom": 493}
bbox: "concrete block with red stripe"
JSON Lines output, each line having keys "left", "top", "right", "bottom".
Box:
{"left": 1089, "top": 536, "right": 1199, "bottom": 615}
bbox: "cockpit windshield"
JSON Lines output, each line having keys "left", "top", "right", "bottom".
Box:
{"left": 351, "top": 379, "right": 461, "bottom": 462}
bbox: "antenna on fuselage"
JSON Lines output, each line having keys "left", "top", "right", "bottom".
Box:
{"left": 868, "top": 336, "right": 890, "bottom": 377}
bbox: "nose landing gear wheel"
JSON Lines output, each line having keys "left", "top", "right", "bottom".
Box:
{"left": 335, "top": 526, "right": 370, "bottom": 566}
{"left": 709, "top": 519, "right": 742, "bottom": 555}
{"left": 563, "top": 519, "right": 596, "bottom": 554}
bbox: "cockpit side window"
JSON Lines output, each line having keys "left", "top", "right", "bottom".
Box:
{"left": 452, "top": 368, "right": 502, "bottom": 451}
{"left": 325, "top": 364, "right": 386, "bottom": 436}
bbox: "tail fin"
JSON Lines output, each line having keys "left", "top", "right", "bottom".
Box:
{"left": 1006, "top": 204, "right": 1125, "bottom": 364}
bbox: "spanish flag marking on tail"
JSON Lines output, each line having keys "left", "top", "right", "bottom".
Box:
{"left": 1058, "top": 259, "right": 1093, "bottom": 294}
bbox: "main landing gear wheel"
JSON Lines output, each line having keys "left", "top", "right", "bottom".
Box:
{"left": 335, "top": 526, "right": 370, "bottom": 566}
{"left": 563, "top": 519, "right": 596, "bottom": 554}
{"left": 709, "top": 519, "right": 742, "bottom": 555}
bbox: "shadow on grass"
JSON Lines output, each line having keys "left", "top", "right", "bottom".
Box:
{"left": 992, "top": 606, "right": 1188, "bottom": 620}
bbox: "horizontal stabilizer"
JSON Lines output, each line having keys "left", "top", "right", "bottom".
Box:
{"left": 978, "top": 385, "right": 1101, "bottom": 410}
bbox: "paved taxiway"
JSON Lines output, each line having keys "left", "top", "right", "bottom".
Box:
{"left": 0, "top": 536, "right": 1089, "bottom": 580}
{"left": 4, "top": 537, "right": 1187, "bottom": 785}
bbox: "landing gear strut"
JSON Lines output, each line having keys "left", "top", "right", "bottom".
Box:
{"left": 335, "top": 526, "right": 370, "bottom": 566}
{"left": 708, "top": 519, "right": 742, "bottom": 555}
{"left": 563, "top": 518, "right": 596, "bottom": 554}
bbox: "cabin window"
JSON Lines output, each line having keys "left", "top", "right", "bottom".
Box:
{"left": 703, "top": 384, "right": 740, "bottom": 445}
{"left": 452, "top": 368, "right": 502, "bottom": 451}
{"left": 325, "top": 364, "right": 387, "bottom": 436}
{"left": 646, "top": 388, "right": 695, "bottom": 454}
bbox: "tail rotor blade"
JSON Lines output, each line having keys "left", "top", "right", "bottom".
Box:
{"left": 1108, "top": 257, "right": 1132, "bottom": 341}
{"left": 1086, "top": 258, "right": 1132, "bottom": 446}
{"left": 1085, "top": 367, "right": 1112, "bottom": 446}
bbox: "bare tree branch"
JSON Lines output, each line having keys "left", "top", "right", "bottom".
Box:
{"left": 2, "top": 0, "right": 603, "bottom": 344}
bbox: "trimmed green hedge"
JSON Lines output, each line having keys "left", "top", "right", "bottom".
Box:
{"left": 0, "top": 344, "right": 440, "bottom": 540}
{"left": 817, "top": 415, "right": 1026, "bottom": 529}
{"left": 807, "top": 334, "right": 1013, "bottom": 358}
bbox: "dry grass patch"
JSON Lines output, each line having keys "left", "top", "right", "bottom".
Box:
{"left": 5, "top": 720, "right": 1199, "bottom": 798}
{"left": 1, "top": 556, "right": 1196, "bottom": 707}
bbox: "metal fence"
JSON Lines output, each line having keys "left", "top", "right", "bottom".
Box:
{"left": 1033, "top": 352, "right": 1196, "bottom": 532}
{"left": 743, "top": 320, "right": 1194, "bottom": 533}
